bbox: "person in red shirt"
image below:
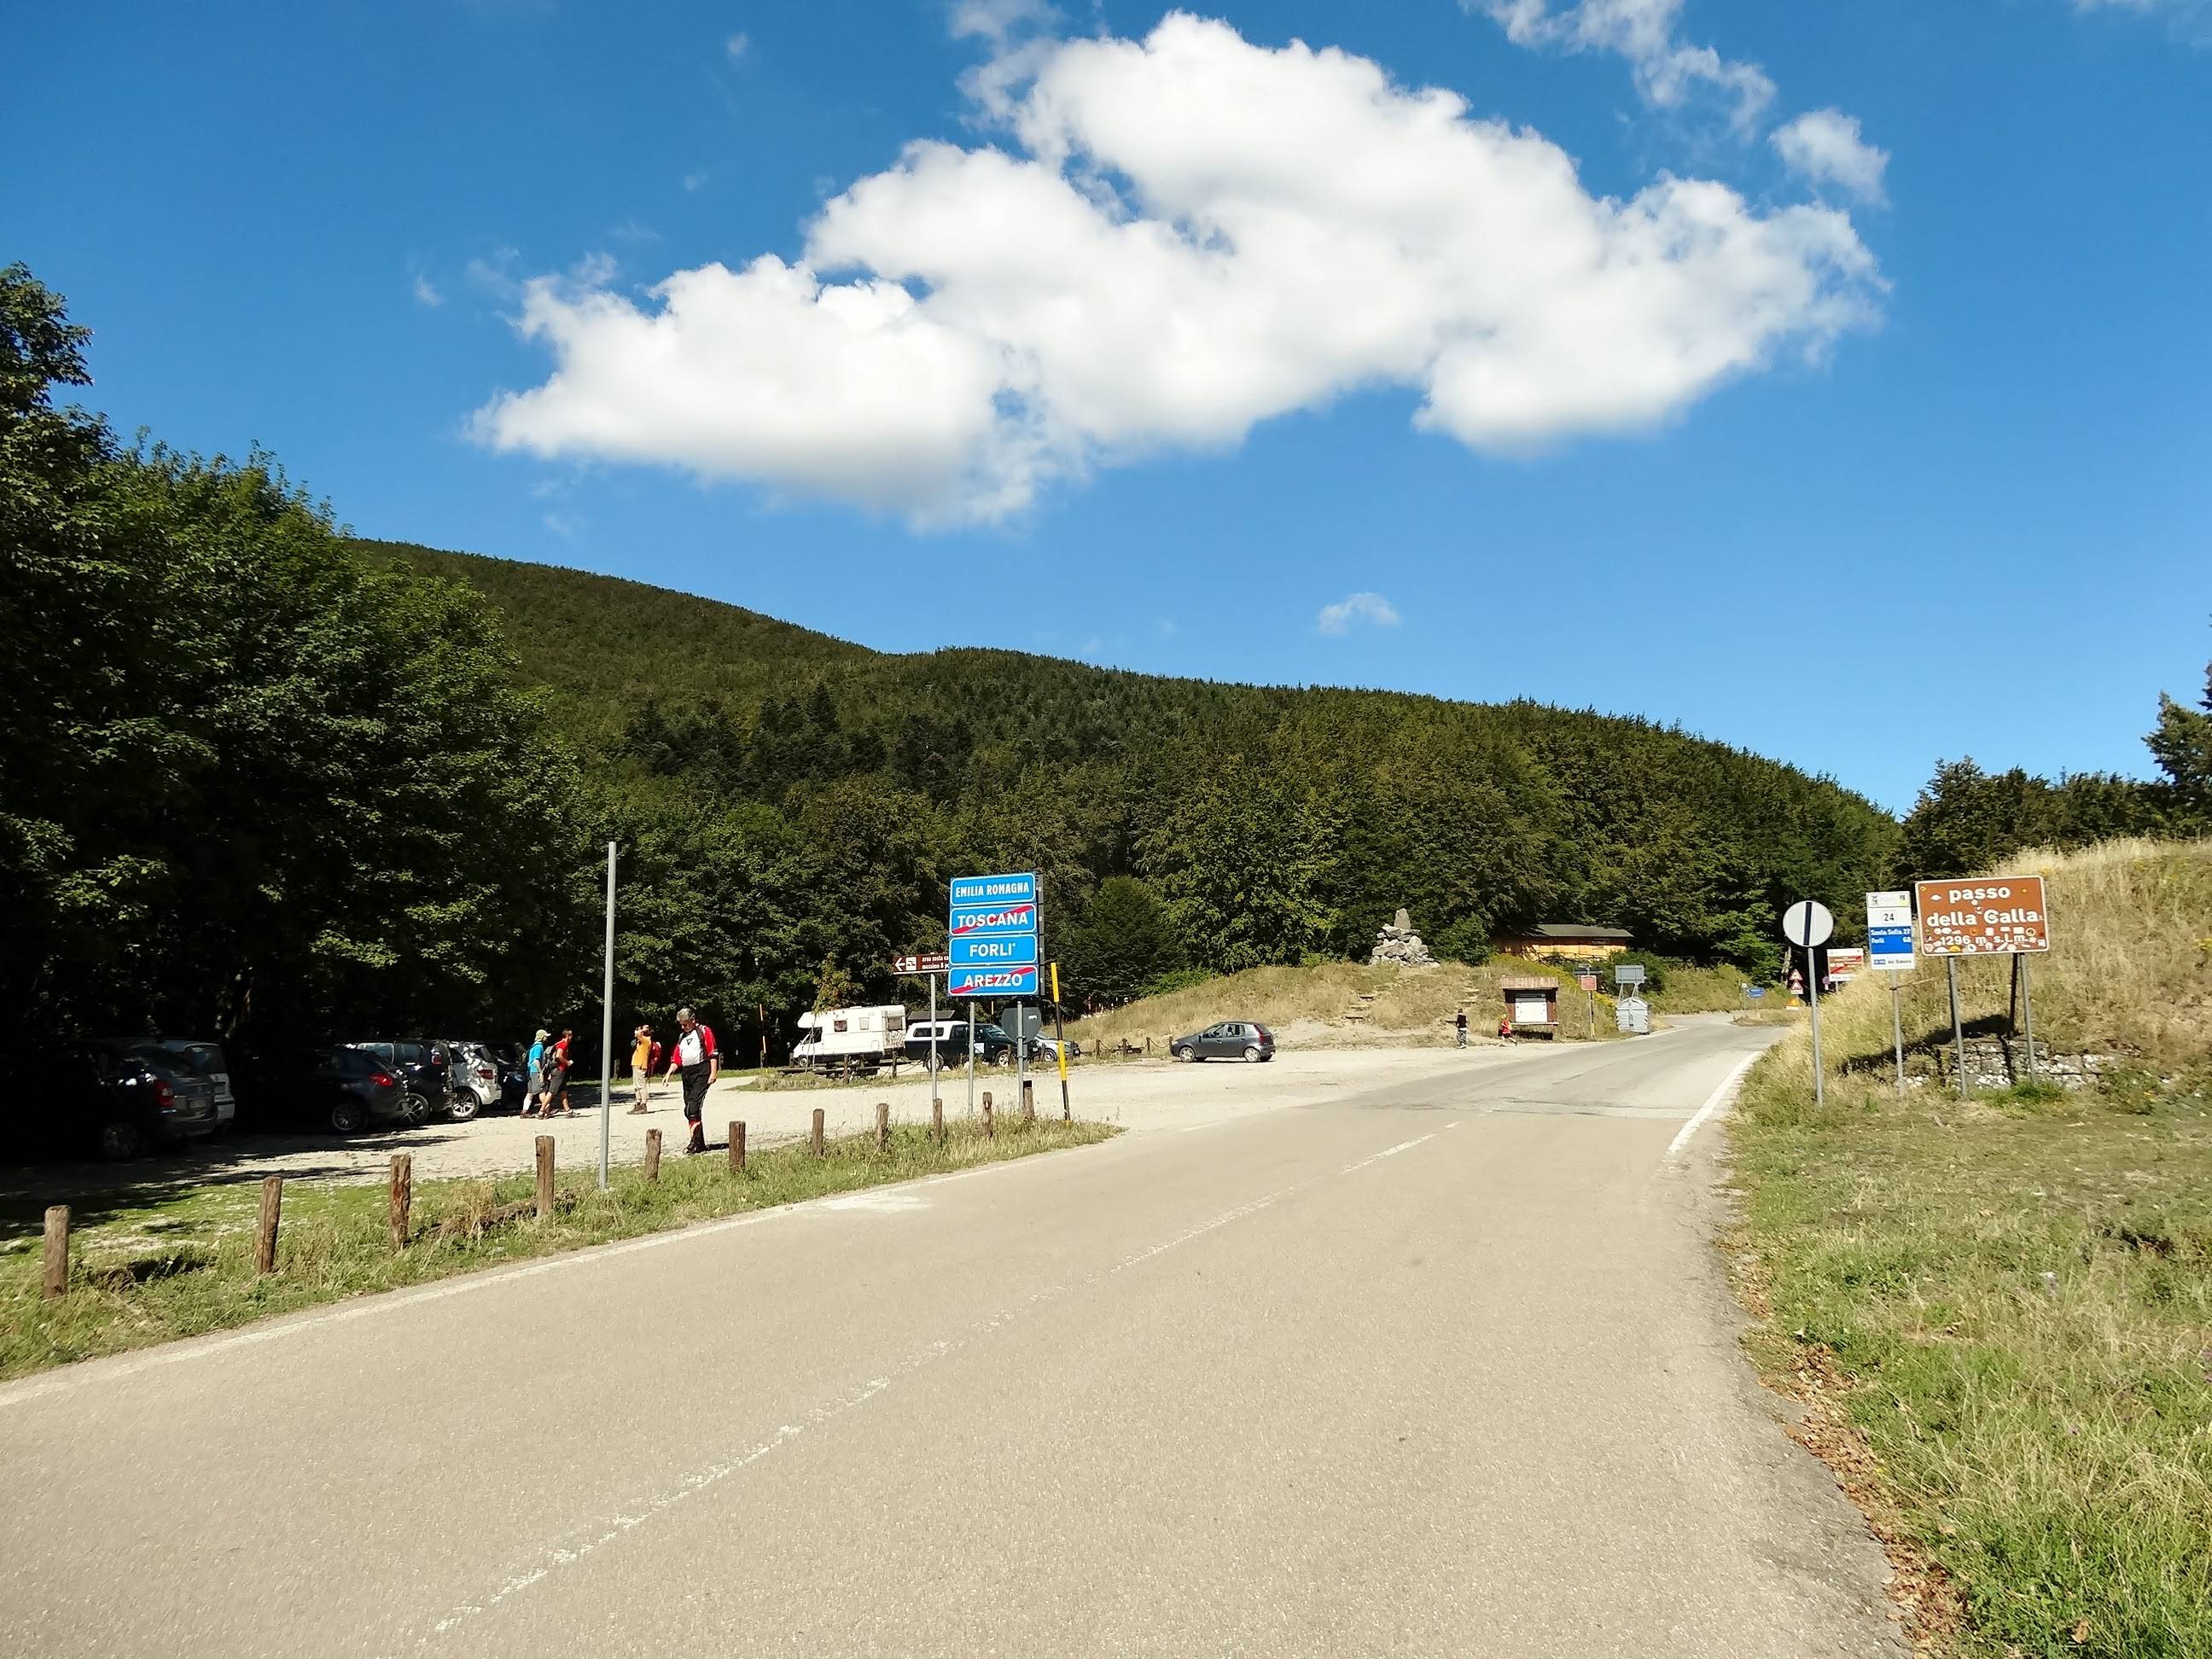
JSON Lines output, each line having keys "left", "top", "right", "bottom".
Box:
{"left": 550, "top": 1027, "right": 577, "bottom": 1117}
{"left": 662, "top": 1006, "right": 718, "bottom": 1154}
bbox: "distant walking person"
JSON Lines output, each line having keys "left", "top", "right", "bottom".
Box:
{"left": 1454, "top": 1008, "right": 1469, "bottom": 1049}
{"left": 523, "top": 1027, "right": 550, "bottom": 1117}
{"left": 628, "top": 1023, "right": 654, "bottom": 1112}
{"left": 550, "top": 1027, "right": 576, "bottom": 1116}
{"left": 665, "top": 1006, "right": 718, "bottom": 1155}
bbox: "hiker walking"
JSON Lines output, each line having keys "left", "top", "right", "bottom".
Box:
{"left": 664, "top": 1006, "right": 718, "bottom": 1155}
{"left": 629, "top": 1022, "right": 655, "bottom": 1112}
{"left": 1454, "top": 1008, "right": 1469, "bottom": 1048}
{"left": 549, "top": 1027, "right": 577, "bottom": 1116}
{"left": 523, "top": 1027, "right": 550, "bottom": 1117}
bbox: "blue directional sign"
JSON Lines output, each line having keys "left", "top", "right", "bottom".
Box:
{"left": 948, "top": 871, "right": 1039, "bottom": 1000}
{"left": 950, "top": 964, "right": 1039, "bottom": 998}
{"left": 950, "top": 933, "right": 1038, "bottom": 969}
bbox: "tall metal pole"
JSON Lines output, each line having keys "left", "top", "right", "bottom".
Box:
{"left": 1806, "top": 953, "right": 1825, "bottom": 1112}
{"left": 1889, "top": 976, "right": 1906, "bottom": 1096}
{"left": 597, "top": 840, "right": 615, "bottom": 1191}
{"left": 1051, "top": 961, "right": 1069, "bottom": 1121}
{"left": 2021, "top": 955, "right": 2038, "bottom": 1085}
{"left": 965, "top": 981, "right": 975, "bottom": 1118}
{"left": 928, "top": 971, "right": 939, "bottom": 1093}
{"left": 1947, "top": 957, "right": 1967, "bottom": 1095}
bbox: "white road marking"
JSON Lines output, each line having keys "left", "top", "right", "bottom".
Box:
{"left": 1338, "top": 1134, "right": 1434, "bottom": 1174}
{"left": 818, "top": 1191, "right": 929, "bottom": 1213}
{"left": 1664, "top": 1051, "right": 1765, "bottom": 1164}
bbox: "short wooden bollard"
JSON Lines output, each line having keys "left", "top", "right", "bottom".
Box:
{"left": 810, "top": 1108, "right": 825, "bottom": 1157}
{"left": 982, "top": 1091, "right": 994, "bottom": 1138}
{"left": 931, "top": 1097, "right": 944, "bottom": 1144}
{"left": 534, "top": 1136, "right": 556, "bottom": 1220}
{"left": 728, "top": 1121, "right": 747, "bottom": 1175}
{"left": 876, "top": 1101, "right": 890, "bottom": 1152}
{"left": 1021, "top": 1080, "right": 1034, "bottom": 1123}
{"left": 388, "top": 1154, "right": 411, "bottom": 1251}
{"left": 41, "top": 1206, "right": 69, "bottom": 1299}
{"left": 254, "top": 1176, "right": 283, "bottom": 1275}
{"left": 644, "top": 1128, "right": 662, "bottom": 1181}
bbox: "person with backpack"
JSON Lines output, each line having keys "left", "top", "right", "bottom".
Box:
{"left": 548, "top": 1027, "right": 576, "bottom": 1116}
{"left": 522, "top": 1027, "right": 550, "bottom": 1117}
{"left": 662, "top": 1006, "right": 717, "bottom": 1155}
{"left": 1454, "top": 1008, "right": 1469, "bottom": 1048}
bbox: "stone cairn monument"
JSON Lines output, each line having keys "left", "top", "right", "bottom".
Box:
{"left": 1369, "top": 908, "right": 1437, "bottom": 969}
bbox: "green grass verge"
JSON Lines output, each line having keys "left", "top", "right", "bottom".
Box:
{"left": 0, "top": 1117, "right": 1116, "bottom": 1382}
{"left": 1730, "top": 1068, "right": 2212, "bottom": 1657}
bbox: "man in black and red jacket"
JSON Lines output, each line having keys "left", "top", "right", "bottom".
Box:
{"left": 663, "top": 1006, "right": 718, "bottom": 1154}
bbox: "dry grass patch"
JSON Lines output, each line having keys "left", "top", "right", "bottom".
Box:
{"left": 1729, "top": 837, "right": 2212, "bottom": 1657}
{"left": 1068, "top": 958, "right": 1622, "bottom": 1050}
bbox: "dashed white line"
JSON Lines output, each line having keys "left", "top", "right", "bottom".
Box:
{"left": 1338, "top": 1134, "right": 1435, "bottom": 1174}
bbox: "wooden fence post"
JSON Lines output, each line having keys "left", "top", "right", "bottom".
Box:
{"left": 876, "top": 1101, "right": 890, "bottom": 1152}
{"left": 810, "top": 1108, "right": 824, "bottom": 1157}
{"left": 41, "top": 1206, "right": 69, "bottom": 1299}
{"left": 931, "top": 1097, "right": 944, "bottom": 1144}
{"left": 982, "top": 1091, "right": 995, "bottom": 1138}
{"left": 255, "top": 1176, "right": 283, "bottom": 1274}
{"left": 644, "top": 1128, "right": 662, "bottom": 1182}
{"left": 388, "top": 1154, "right": 411, "bottom": 1251}
{"left": 1021, "top": 1080, "right": 1034, "bottom": 1124}
{"left": 731, "top": 1121, "right": 747, "bottom": 1174}
{"left": 534, "top": 1136, "right": 555, "bottom": 1220}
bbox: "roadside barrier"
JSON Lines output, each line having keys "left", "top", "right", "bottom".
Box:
{"left": 43, "top": 1206, "right": 68, "bottom": 1298}
{"left": 643, "top": 1128, "right": 661, "bottom": 1181}
{"left": 255, "top": 1176, "right": 284, "bottom": 1273}
{"left": 729, "top": 1120, "right": 746, "bottom": 1174}
{"left": 389, "top": 1155, "right": 410, "bottom": 1251}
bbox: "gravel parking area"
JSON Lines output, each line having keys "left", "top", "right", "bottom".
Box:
{"left": 3, "top": 1042, "right": 1567, "bottom": 1200}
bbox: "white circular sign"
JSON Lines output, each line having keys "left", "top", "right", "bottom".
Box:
{"left": 1781, "top": 900, "right": 1835, "bottom": 948}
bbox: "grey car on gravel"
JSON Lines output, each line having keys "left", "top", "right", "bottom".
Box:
{"left": 1170, "top": 1022, "right": 1275, "bottom": 1062}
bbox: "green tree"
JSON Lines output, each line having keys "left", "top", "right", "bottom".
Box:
{"left": 1061, "top": 876, "right": 1182, "bottom": 1005}
{"left": 2145, "top": 649, "right": 2211, "bottom": 824}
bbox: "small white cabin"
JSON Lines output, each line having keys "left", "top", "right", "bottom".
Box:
{"left": 791, "top": 1004, "right": 908, "bottom": 1070}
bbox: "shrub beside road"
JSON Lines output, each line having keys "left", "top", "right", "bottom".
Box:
{"left": 0, "top": 1117, "right": 1115, "bottom": 1383}
{"left": 1727, "top": 839, "right": 2212, "bottom": 1657}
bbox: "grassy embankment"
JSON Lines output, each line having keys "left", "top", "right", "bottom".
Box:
{"left": 0, "top": 1116, "right": 1113, "bottom": 1382}
{"left": 1067, "top": 958, "right": 1623, "bottom": 1053}
{"left": 1727, "top": 839, "right": 2212, "bottom": 1657}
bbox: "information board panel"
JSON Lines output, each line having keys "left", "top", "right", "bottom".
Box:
{"left": 1912, "top": 876, "right": 2050, "bottom": 957}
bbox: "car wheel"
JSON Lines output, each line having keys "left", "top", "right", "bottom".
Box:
{"left": 330, "top": 1098, "right": 368, "bottom": 1134}
{"left": 1175, "top": 1045, "right": 1198, "bottom": 1062}
{"left": 445, "top": 1090, "right": 480, "bottom": 1124}
{"left": 401, "top": 1091, "right": 432, "bottom": 1126}
{"left": 1243, "top": 1045, "right": 1262, "bottom": 1062}
{"left": 99, "top": 1120, "right": 149, "bottom": 1161}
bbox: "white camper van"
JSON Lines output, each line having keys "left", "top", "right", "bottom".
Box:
{"left": 790, "top": 1004, "right": 908, "bottom": 1073}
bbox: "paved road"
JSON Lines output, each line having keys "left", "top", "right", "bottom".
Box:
{"left": 0, "top": 1019, "right": 1903, "bottom": 1657}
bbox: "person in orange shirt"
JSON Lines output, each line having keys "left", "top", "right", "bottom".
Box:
{"left": 629, "top": 1023, "right": 654, "bottom": 1113}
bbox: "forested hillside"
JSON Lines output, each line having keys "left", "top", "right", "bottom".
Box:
{"left": 361, "top": 538, "right": 1901, "bottom": 1020}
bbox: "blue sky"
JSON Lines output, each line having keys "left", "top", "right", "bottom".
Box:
{"left": 10, "top": 0, "right": 2209, "bottom": 812}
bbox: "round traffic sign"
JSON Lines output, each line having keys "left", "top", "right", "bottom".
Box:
{"left": 1781, "top": 900, "right": 1835, "bottom": 948}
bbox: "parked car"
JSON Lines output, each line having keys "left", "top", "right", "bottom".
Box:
{"left": 52, "top": 1041, "right": 221, "bottom": 1159}
{"left": 903, "top": 1020, "right": 1017, "bottom": 1066}
{"left": 233, "top": 1046, "right": 410, "bottom": 1134}
{"left": 442, "top": 1040, "right": 503, "bottom": 1121}
{"left": 141, "top": 1039, "right": 237, "bottom": 1130}
{"left": 344, "top": 1039, "right": 454, "bottom": 1123}
{"left": 1171, "top": 1022, "right": 1276, "bottom": 1062}
{"left": 1027, "top": 1036, "right": 1080, "bottom": 1063}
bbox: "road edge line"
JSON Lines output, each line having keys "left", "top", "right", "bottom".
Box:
{"left": 1664, "top": 1050, "right": 1763, "bottom": 1164}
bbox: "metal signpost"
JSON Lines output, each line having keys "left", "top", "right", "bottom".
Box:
{"left": 1051, "top": 962, "right": 1070, "bottom": 1121}
{"left": 597, "top": 841, "right": 615, "bottom": 1192}
{"left": 1912, "top": 876, "right": 2052, "bottom": 1091}
{"left": 949, "top": 872, "right": 1040, "bottom": 1119}
{"left": 1866, "top": 889, "right": 1915, "bottom": 1095}
{"left": 1781, "top": 900, "right": 1835, "bottom": 1110}
{"left": 892, "top": 952, "right": 951, "bottom": 1087}
{"left": 1577, "top": 971, "right": 1598, "bottom": 1036}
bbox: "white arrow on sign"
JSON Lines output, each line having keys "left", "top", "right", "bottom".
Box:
{"left": 1781, "top": 900, "right": 1835, "bottom": 948}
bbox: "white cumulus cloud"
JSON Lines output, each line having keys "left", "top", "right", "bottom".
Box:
{"left": 1468, "top": 0, "right": 1775, "bottom": 128}
{"left": 472, "top": 13, "right": 1881, "bottom": 523}
{"left": 1772, "top": 109, "right": 1889, "bottom": 205}
{"left": 1318, "top": 592, "right": 1402, "bottom": 635}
